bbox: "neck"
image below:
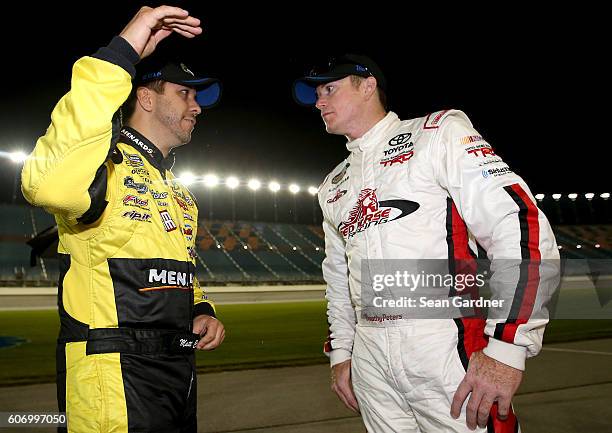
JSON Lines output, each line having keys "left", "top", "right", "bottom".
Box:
{"left": 345, "top": 107, "right": 387, "bottom": 141}
{"left": 127, "top": 115, "right": 175, "bottom": 158}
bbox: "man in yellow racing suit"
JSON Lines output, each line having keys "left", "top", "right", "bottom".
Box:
{"left": 21, "top": 6, "right": 225, "bottom": 433}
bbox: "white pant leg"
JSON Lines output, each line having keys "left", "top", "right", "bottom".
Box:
{"left": 351, "top": 326, "right": 422, "bottom": 433}
{"left": 392, "top": 321, "right": 488, "bottom": 433}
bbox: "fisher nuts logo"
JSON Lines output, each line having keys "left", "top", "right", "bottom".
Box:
{"left": 388, "top": 133, "right": 412, "bottom": 146}
{"left": 327, "top": 189, "right": 347, "bottom": 203}
{"left": 338, "top": 189, "right": 420, "bottom": 238}
{"left": 150, "top": 190, "right": 169, "bottom": 200}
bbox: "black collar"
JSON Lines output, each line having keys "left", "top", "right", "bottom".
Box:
{"left": 119, "top": 127, "right": 175, "bottom": 171}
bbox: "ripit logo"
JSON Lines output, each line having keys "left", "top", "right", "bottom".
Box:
{"left": 388, "top": 133, "right": 412, "bottom": 146}
{"left": 122, "top": 210, "right": 152, "bottom": 222}
{"left": 338, "top": 189, "right": 420, "bottom": 238}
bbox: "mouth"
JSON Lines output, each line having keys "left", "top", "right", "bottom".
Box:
{"left": 184, "top": 118, "right": 197, "bottom": 128}
{"left": 321, "top": 112, "right": 334, "bottom": 120}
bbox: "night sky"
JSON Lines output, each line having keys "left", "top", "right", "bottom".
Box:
{"left": 0, "top": 2, "right": 603, "bottom": 216}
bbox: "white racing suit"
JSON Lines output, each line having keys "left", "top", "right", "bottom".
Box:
{"left": 318, "top": 110, "right": 559, "bottom": 432}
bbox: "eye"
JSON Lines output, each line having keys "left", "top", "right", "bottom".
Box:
{"left": 326, "top": 85, "right": 334, "bottom": 93}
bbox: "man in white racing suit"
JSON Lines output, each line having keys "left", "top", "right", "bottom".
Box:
{"left": 293, "top": 54, "right": 559, "bottom": 432}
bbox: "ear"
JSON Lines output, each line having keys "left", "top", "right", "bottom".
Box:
{"left": 362, "top": 76, "right": 378, "bottom": 100}
{"left": 136, "top": 87, "right": 154, "bottom": 112}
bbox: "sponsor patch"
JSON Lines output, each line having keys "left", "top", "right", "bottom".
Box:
{"left": 388, "top": 133, "right": 412, "bottom": 146}
{"left": 423, "top": 110, "right": 450, "bottom": 129}
{"left": 131, "top": 168, "right": 150, "bottom": 176}
{"left": 150, "top": 190, "right": 169, "bottom": 200}
{"left": 160, "top": 210, "right": 177, "bottom": 232}
{"left": 124, "top": 152, "right": 144, "bottom": 167}
{"left": 339, "top": 189, "right": 420, "bottom": 239}
{"left": 174, "top": 197, "right": 190, "bottom": 212}
{"left": 122, "top": 210, "right": 152, "bottom": 222}
{"left": 332, "top": 163, "right": 350, "bottom": 184}
{"left": 124, "top": 176, "right": 148, "bottom": 194}
{"left": 123, "top": 195, "right": 149, "bottom": 209}
{"left": 183, "top": 213, "right": 195, "bottom": 222}
{"left": 467, "top": 147, "right": 496, "bottom": 158}
{"left": 482, "top": 165, "right": 513, "bottom": 178}
{"left": 380, "top": 151, "right": 414, "bottom": 167}
{"left": 327, "top": 189, "right": 347, "bottom": 203}
{"left": 460, "top": 135, "right": 485, "bottom": 145}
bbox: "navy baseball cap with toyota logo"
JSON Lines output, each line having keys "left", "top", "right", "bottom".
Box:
{"left": 293, "top": 54, "right": 386, "bottom": 106}
{"left": 136, "top": 61, "right": 222, "bottom": 109}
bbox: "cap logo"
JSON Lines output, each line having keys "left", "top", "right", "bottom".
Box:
{"left": 355, "top": 65, "right": 367, "bottom": 72}
{"left": 142, "top": 71, "right": 162, "bottom": 81}
{"left": 180, "top": 63, "right": 195, "bottom": 77}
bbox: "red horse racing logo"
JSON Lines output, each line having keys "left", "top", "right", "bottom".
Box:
{"left": 339, "top": 189, "right": 390, "bottom": 238}
{"left": 338, "top": 189, "right": 421, "bottom": 239}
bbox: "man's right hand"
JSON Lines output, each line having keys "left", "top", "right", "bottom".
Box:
{"left": 331, "top": 359, "right": 360, "bottom": 413}
{"left": 119, "top": 5, "right": 202, "bottom": 59}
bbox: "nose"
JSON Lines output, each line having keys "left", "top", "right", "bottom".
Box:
{"left": 315, "top": 96, "right": 326, "bottom": 111}
{"left": 190, "top": 97, "right": 202, "bottom": 116}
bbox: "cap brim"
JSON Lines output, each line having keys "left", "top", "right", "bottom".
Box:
{"left": 174, "top": 78, "right": 222, "bottom": 109}
{"left": 292, "top": 74, "right": 348, "bottom": 106}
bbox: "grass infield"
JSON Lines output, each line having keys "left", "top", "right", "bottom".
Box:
{"left": 0, "top": 301, "right": 611, "bottom": 386}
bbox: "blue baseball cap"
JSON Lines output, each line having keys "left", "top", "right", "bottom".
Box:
{"left": 137, "top": 62, "right": 222, "bottom": 109}
{"left": 293, "top": 54, "right": 386, "bottom": 106}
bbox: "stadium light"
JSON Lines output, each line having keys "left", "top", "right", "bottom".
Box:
{"left": 595, "top": 244, "right": 601, "bottom": 249}
{"left": 248, "top": 179, "right": 261, "bottom": 191}
{"left": 179, "top": 172, "right": 196, "bottom": 185}
{"left": 308, "top": 186, "right": 318, "bottom": 196}
{"left": 292, "top": 246, "right": 297, "bottom": 251}
{"left": 243, "top": 245, "right": 248, "bottom": 250}
{"left": 9, "top": 151, "right": 27, "bottom": 163}
{"left": 585, "top": 193, "right": 595, "bottom": 200}
{"left": 315, "top": 247, "right": 320, "bottom": 251}
{"left": 226, "top": 176, "right": 239, "bottom": 189}
{"left": 576, "top": 245, "right": 582, "bottom": 249}
{"left": 268, "top": 181, "right": 281, "bottom": 192}
{"left": 558, "top": 245, "right": 563, "bottom": 250}
{"left": 601, "top": 193, "right": 610, "bottom": 200}
{"left": 289, "top": 184, "right": 300, "bottom": 194}
{"left": 568, "top": 193, "right": 578, "bottom": 201}
{"left": 535, "top": 194, "right": 545, "bottom": 201}
{"left": 216, "top": 244, "right": 221, "bottom": 249}
{"left": 203, "top": 174, "right": 219, "bottom": 188}
{"left": 552, "top": 194, "right": 562, "bottom": 201}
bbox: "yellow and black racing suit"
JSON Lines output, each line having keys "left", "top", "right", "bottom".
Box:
{"left": 21, "top": 36, "right": 214, "bottom": 433}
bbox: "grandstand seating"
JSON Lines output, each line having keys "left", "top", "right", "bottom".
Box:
{"left": 2, "top": 202, "right": 612, "bottom": 285}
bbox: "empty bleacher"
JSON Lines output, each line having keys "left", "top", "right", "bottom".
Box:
{"left": 3, "top": 202, "right": 612, "bottom": 285}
